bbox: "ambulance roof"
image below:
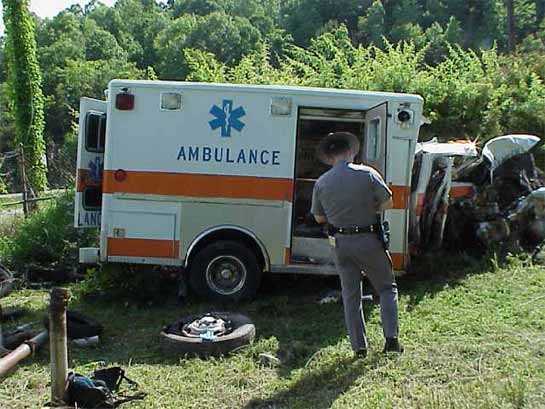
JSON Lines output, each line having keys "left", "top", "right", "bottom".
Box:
{"left": 109, "top": 79, "right": 424, "bottom": 105}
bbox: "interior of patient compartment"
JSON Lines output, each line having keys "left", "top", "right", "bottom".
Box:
{"left": 291, "top": 107, "right": 366, "bottom": 265}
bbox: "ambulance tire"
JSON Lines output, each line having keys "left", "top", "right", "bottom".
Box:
{"left": 189, "top": 240, "right": 262, "bottom": 302}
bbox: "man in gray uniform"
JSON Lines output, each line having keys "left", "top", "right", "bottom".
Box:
{"left": 311, "top": 131, "right": 402, "bottom": 357}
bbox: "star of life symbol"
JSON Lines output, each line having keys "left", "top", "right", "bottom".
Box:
{"left": 209, "top": 99, "right": 246, "bottom": 137}
{"left": 88, "top": 156, "right": 103, "bottom": 183}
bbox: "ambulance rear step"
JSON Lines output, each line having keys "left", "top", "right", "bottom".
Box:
{"left": 271, "top": 264, "right": 338, "bottom": 276}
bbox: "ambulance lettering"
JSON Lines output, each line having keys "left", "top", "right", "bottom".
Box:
{"left": 78, "top": 211, "right": 101, "bottom": 226}
{"left": 177, "top": 146, "right": 280, "bottom": 166}
{"left": 176, "top": 98, "right": 281, "bottom": 166}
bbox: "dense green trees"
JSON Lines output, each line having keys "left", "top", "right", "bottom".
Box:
{"left": 155, "top": 12, "right": 262, "bottom": 79}
{"left": 198, "top": 27, "right": 545, "bottom": 141}
{"left": 1, "top": 0, "right": 545, "bottom": 191}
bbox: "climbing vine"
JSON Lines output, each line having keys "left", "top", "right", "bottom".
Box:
{"left": 2, "top": 0, "right": 47, "bottom": 192}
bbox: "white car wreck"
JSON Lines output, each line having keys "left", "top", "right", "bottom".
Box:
{"left": 409, "top": 134, "right": 545, "bottom": 257}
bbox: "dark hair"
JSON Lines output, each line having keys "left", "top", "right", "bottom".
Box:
{"left": 318, "top": 132, "right": 357, "bottom": 158}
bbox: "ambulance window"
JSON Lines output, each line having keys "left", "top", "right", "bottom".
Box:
{"left": 367, "top": 118, "right": 380, "bottom": 161}
{"left": 83, "top": 187, "right": 102, "bottom": 210}
{"left": 85, "top": 112, "right": 106, "bottom": 153}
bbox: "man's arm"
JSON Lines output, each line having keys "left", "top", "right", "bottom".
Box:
{"left": 369, "top": 169, "right": 393, "bottom": 212}
{"left": 314, "top": 214, "right": 327, "bottom": 224}
{"left": 311, "top": 182, "right": 327, "bottom": 224}
{"left": 379, "top": 197, "right": 394, "bottom": 211}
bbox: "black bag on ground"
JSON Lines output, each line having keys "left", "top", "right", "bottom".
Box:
{"left": 65, "top": 366, "right": 146, "bottom": 408}
{"left": 43, "top": 310, "right": 103, "bottom": 339}
{"left": 65, "top": 372, "right": 115, "bottom": 409}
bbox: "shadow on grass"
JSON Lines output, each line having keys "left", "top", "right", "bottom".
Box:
{"left": 243, "top": 355, "right": 385, "bottom": 409}
{"left": 243, "top": 274, "right": 378, "bottom": 377}
{"left": 399, "top": 249, "right": 503, "bottom": 311}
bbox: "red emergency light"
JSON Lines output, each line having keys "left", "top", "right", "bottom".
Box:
{"left": 116, "top": 92, "right": 134, "bottom": 110}
{"left": 114, "top": 169, "right": 127, "bottom": 182}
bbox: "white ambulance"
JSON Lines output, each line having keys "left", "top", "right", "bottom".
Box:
{"left": 76, "top": 80, "right": 424, "bottom": 300}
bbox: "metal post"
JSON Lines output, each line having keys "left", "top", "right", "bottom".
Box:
{"left": 49, "top": 288, "right": 69, "bottom": 405}
{"left": 18, "top": 145, "right": 29, "bottom": 217}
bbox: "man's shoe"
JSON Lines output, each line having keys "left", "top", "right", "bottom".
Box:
{"left": 355, "top": 348, "right": 367, "bottom": 358}
{"left": 383, "top": 338, "right": 404, "bottom": 354}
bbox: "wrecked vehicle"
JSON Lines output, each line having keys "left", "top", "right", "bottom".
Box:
{"left": 409, "top": 134, "right": 545, "bottom": 256}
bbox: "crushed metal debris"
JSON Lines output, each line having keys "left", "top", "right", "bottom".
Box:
{"left": 409, "top": 134, "right": 545, "bottom": 257}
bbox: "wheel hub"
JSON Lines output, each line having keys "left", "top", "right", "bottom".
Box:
{"left": 205, "top": 255, "right": 248, "bottom": 296}
{"left": 220, "top": 268, "right": 234, "bottom": 279}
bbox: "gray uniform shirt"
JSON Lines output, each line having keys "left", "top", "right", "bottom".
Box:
{"left": 311, "top": 161, "right": 392, "bottom": 228}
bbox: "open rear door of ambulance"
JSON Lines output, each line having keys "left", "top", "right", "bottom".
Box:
{"left": 365, "top": 102, "right": 409, "bottom": 272}
{"left": 363, "top": 102, "right": 387, "bottom": 176}
{"left": 75, "top": 97, "right": 106, "bottom": 228}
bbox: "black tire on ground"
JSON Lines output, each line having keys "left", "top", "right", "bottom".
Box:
{"left": 43, "top": 310, "right": 103, "bottom": 339}
{"left": 188, "top": 240, "right": 262, "bottom": 301}
{"left": 160, "top": 312, "right": 255, "bottom": 357}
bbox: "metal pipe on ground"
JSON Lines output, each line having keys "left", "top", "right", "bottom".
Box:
{"left": 49, "top": 288, "right": 69, "bottom": 406}
{"left": 0, "top": 330, "right": 49, "bottom": 380}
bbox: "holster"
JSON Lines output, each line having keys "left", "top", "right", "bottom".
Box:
{"left": 377, "top": 216, "right": 391, "bottom": 251}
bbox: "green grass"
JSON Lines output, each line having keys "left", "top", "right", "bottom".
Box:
{"left": 1, "top": 256, "right": 544, "bottom": 408}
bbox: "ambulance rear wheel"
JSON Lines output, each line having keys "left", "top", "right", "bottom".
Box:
{"left": 189, "top": 240, "right": 262, "bottom": 301}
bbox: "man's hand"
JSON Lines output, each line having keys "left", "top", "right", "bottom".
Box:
{"left": 379, "top": 197, "right": 394, "bottom": 211}
{"left": 314, "top": 214, "right": 327, "bottom": 224}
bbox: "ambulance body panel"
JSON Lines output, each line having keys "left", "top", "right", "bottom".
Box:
{"left": 76, "top": 80, "right": 423, "bottom": 299}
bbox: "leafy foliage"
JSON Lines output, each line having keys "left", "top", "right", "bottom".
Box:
{"left": 2, "top": 0, "right": 47, "bottom": 191}
{"left": 189, "top": 26, "right": 545, "bottom": 141}
{"left": 0, "top": 176, "right": 7, "bottom": 194}
{"left": 0, "top": 191, "right": 97, "bottom": 271}
{"left": 77, "top": 263, "right": 175, "bottom": 302}
{"left": 155, "top": 12, "right": 262, "bottom": 80}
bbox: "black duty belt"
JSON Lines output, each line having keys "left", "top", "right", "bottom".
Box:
{"left": 329, "top": 224, "right": 379, "bottom": 235}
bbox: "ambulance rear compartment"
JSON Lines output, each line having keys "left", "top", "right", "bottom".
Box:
{"left": 290, "top": 108, "right": 366, "bottom": 267}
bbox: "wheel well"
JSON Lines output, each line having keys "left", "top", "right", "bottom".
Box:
{"left": 186, "top": 229, "right": 268, "bottom": 272}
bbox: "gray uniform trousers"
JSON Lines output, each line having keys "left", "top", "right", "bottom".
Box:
{"left": 333, "top": 233, "right": 399, "bottom": 351}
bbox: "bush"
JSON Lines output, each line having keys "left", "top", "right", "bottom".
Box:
{"left": 0, "top": 176, "right": 7, "bottom": 194}
{"left": 0, "top": 190, "right": 97, "bottom": 271}
{"left": 0, "top": 215, "right": 18, "bottom": 261}
{"left": 186, "top": 25, "right": 545, "bottom": 142}
{"left": 77, "top": 263, "right": 178, "bottom": 304}
{"left": 0, "top": 190, "right": 174, "bottom": 299}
